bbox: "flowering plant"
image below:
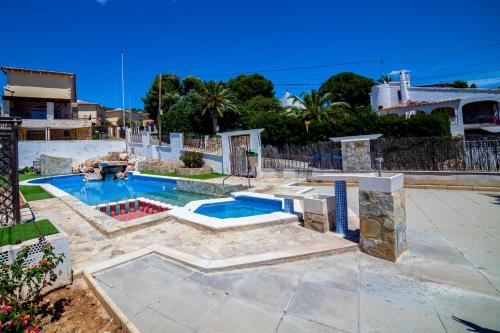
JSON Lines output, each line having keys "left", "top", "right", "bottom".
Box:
{"left": 0, "top": 244, "right": 64, "bottom": 333}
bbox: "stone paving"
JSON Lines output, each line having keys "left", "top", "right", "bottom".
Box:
{"left": 29, "top": 179, "right": 500, "bottom": 332}
{"left": 88, "top": 188, "right": 500, "bottom": 333}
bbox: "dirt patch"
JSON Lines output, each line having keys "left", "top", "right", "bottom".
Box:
{"left": 38, "top": 278, "right": 125, "bottom": 333}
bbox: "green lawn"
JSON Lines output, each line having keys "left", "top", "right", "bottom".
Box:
{"left": 18, "top": 173, "right": 43, "bottom": 181}
{"left": 20, "top": 185, "right": 53, "bottom": 201}
{"left": 141, "top": 170, "right": 224, "bottom": 180}
{"left": 0, "top": 219, "right": 59, "bottom": 247}
{"left": 18, "top": 173, "right": 53, "bottom": 201}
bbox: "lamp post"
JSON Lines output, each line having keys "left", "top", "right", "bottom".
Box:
{"left": 121, "top": 49, "right": 126, "bottom": 127}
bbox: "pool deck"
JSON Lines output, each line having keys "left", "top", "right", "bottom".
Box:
{"left": 28, "top": 178, "right": 500, "bottom": 332}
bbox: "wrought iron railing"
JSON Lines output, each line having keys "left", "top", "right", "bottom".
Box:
{"left": 183, "top": 135, "right": 222, "bottom": 155}
{"left": 262, "top": 141, "right": 342, "bottom": 171}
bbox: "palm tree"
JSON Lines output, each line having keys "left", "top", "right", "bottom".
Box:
{"left": 287, "top": 90, "right": 349, "bottom": 132}
{"left": 378, "top": 74, "right": 392, "bottom": 84}
{"left": 202, "top": 80, "right": 238, "bottom": 134}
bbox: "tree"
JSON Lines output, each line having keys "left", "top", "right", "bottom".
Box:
{"left": 142, "top": 73, "right": 182, "bottom": 120}
{"left": 287, "top": 90, "right": 349, "bottom": 132}
{"left": 319, "top": 72, "right": 376, "bottom": 108}
{"left": 242, "top": 96, "right": 282, "bottom": 113}
{"left": 182, "top": 76, "right": 204, "bottom": 94}
{"left": 201, "top": 80, "right": 238, "bottom": 134}
{"left": 450, "top": 80, "right": 468, "bottom": 88}
{"left": 227, "top": 74, "right": 274, "bottom": 103}
{"left": 378, "top": 74, "right": 392, "bottom": 84}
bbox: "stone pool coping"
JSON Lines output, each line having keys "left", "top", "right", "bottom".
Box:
{"left": 21, "top": 176, "right": 175, "bottom": 238}
{"left": 168, "top": 192, "right": 299, "bottom": 233}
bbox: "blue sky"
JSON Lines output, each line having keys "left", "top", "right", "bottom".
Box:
{"left": 1, "top": 0, "right": 499, "bottom": 108}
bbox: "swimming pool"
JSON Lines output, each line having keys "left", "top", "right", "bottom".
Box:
{"left": 28, "top": 173, "right": 214, "bottom": 206}
{"left": 194, "top": 195, "right": 284, "bottom": 218}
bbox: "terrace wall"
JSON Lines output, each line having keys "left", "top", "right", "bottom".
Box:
{"left": 18, "top": 140, "right": 126, "bottom": 168}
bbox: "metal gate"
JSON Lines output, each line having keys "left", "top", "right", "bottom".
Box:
{"left": 0, "top": 117, "right": 21, "bottom": 227}
{"left": 229, "top": 134, "right": 250, "bottom": 176}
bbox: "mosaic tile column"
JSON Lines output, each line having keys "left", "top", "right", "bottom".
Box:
{"left": 359, "top": 188, "right": 407, "bottom": 262}
{"left": 284, "top": 198, "right": 294, "bottom": 214}
{"left": 334, "top": 181, "right": 348, "bottom": 236}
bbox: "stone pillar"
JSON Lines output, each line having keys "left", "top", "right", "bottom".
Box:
{"left": 341, "top": 138, "right": 371, "bottom": 172}
{"left": 359, "top": 174, "right": 407, "bottom": 262}
{"left": 47, "top": 102, "right": 54, "bottom": 120}
{"left": 2, "top": 100, "right": 10, "bottom": 117}
{"left": 170, "top": 133, "right": 183, "bottom": 162}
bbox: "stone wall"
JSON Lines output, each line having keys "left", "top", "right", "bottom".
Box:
{"left": 40, "top": 155, "right": 73, "bottom": 175}
{"left": 359, "top": 189, "right": 407, "bottom": 261}
{"left": 18, "top": 140, "right": 126, "bottom": 168}
{"left": 174, "top": 179, "right": 245, "bottom": 197}
{"left": 175, "top": 166, "right": 212, "bottom": 176}
{"left": 341, "top": 139, "right": 371, "bottom": 172}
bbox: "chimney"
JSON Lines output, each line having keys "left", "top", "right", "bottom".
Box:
{"left": 399, "top": 71, "right": 410, "bottom": 103}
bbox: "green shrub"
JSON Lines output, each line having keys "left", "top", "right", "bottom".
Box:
{"left": 0, "top": 244, "right": 65, "bottom": 332}
{"left": 180, "top": 151, "right": 204, "bottom": 168}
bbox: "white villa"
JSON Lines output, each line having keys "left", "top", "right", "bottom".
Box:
{"left": 370, "top": 71, "right": 500, "bottom": 136}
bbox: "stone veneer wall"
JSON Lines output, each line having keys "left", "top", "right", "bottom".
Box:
{"left": 174, "top": 179, "right": 245, "bottom": 197}
{"left": 359, "top": 189, "right": 407, "bottom": 261}
{"left": 304, "top": 211, "right": 335, "bottom": 233}
{"left": 40, "top": 155, "right": 73, "bottom": 175}
{"left": 341, "top": 139, "right": 371, "bottom": 172}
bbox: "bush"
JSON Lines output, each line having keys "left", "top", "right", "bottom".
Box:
{"left": 180, "top": 151, "right": 204, "bottom": 168}
{"left": 0, "top": 244, "right": 65, "bottom": 333}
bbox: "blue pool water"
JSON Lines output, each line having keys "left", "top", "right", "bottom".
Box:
{"left": 29, "top": 174, "right": 214, "bottom": 206}
{"left": 194, "top": 196, "right": 284, "bottom": 219}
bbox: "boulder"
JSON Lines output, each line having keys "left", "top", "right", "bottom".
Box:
{"left": 72, "top": 161, "right": 80, "bottom": 174}
{"left": 107, "top": 152, "right": 121, "bottom": 161}
{"left": 92, "top": 159, "right": 102, "bottom": 168}
{"left": 82, "top": 166, "right": 94, "bottom": 173}
{"left": 119, "top": 153, "right": 129, "bottom": 161}
{"left": 84, "top": 173, "right": 102, "bottom": 181}
{"left": 84, "top": 159, "right": 94, "bottom": 167}
{"left": 115, "top": 172, "right": 126, "bottom": 180}
{"left": 125, "top": 165, "right": 135, "bottom": 173}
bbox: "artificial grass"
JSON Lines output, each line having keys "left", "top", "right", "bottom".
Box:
{"left": 20, "top": 185, "right": 53, "bottom": 201}
{"left": 18, "top": 173, "right": 43, "bottom": 181}
{"left": 141, "top": 170, "right": 224, "bottom": 180}
{"left": 0, "top": 219, "right": 59, "bottom": 247}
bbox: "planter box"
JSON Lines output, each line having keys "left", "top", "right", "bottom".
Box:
{"left": 175, "top": 166, "right": 212, "bottom": 176}
{"left": 303, "top": 194, "right": 335, "bottom": 233}
{"left": 0, "top": 232, "right": 72, "bottom": 294}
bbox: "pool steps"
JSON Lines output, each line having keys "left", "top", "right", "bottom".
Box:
{"left": 96, "top": 198, "right": 175, "bottom": 218}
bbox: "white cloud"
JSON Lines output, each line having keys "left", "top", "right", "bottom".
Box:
{"left": 388, "top": 69, "right": 410, "bottom": 76}
{"left": 468, "top": 77, "right": 500, "bottom": 88}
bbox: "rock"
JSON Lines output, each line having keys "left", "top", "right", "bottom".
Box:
{"left": 125, "top": 165, "right": 135, "bottom": 173}
{"left": 119, "top": 153, "right": 129, "bottom": 161}
{"left": 84, "top": 173, "right": 102, "bottom": 181}
{"left": 82, "top": 166, "right": 94, "bottom": 173}
{"left": 72, "top": 161, "right": 80, "bottom": 174}
{"left": 115, "top": 172, "right": 125, "bottom": 180}
{"left": 84, "top": 159, "right": 94, "bottom": 167}
{"left": 92, "top": 159, "right": 102, "bottom": 168}
{"left": 107, "top": 152, "right": 121, "bottom": 161}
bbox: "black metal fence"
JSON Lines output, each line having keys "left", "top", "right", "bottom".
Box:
{"left": 262, "top": 137, "right": 500, "bottom": 173}
{"left": 262, "top": 141, "right": 342, "bottom": 171}
{"left": 370, "top": 137, "right": 500, "bottom": 172}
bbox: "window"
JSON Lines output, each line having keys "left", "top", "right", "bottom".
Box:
{"left": 378, "top": 106, "right": 383, "bottom": 110}
{"left": 64, "top": 130, "right": 70, "bottom": 137}
{"left": 397, "top": 90, "right": 402, "bottom": 102}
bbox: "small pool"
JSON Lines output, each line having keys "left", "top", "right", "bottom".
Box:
{"left": 28, "top": 174, "right": 214, "bottom": 206}
{"left": 194, "top": 195, "right": 284, "bottom": 219}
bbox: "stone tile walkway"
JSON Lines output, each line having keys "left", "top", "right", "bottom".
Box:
{"left": 88, "top": 188, "right": 500, "bottom": 333}
{"left": 30, "top": 197, "right": 353, "bottom": 273}
{"left": 30, "top": 181, "right": 500, "bottom": 332}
